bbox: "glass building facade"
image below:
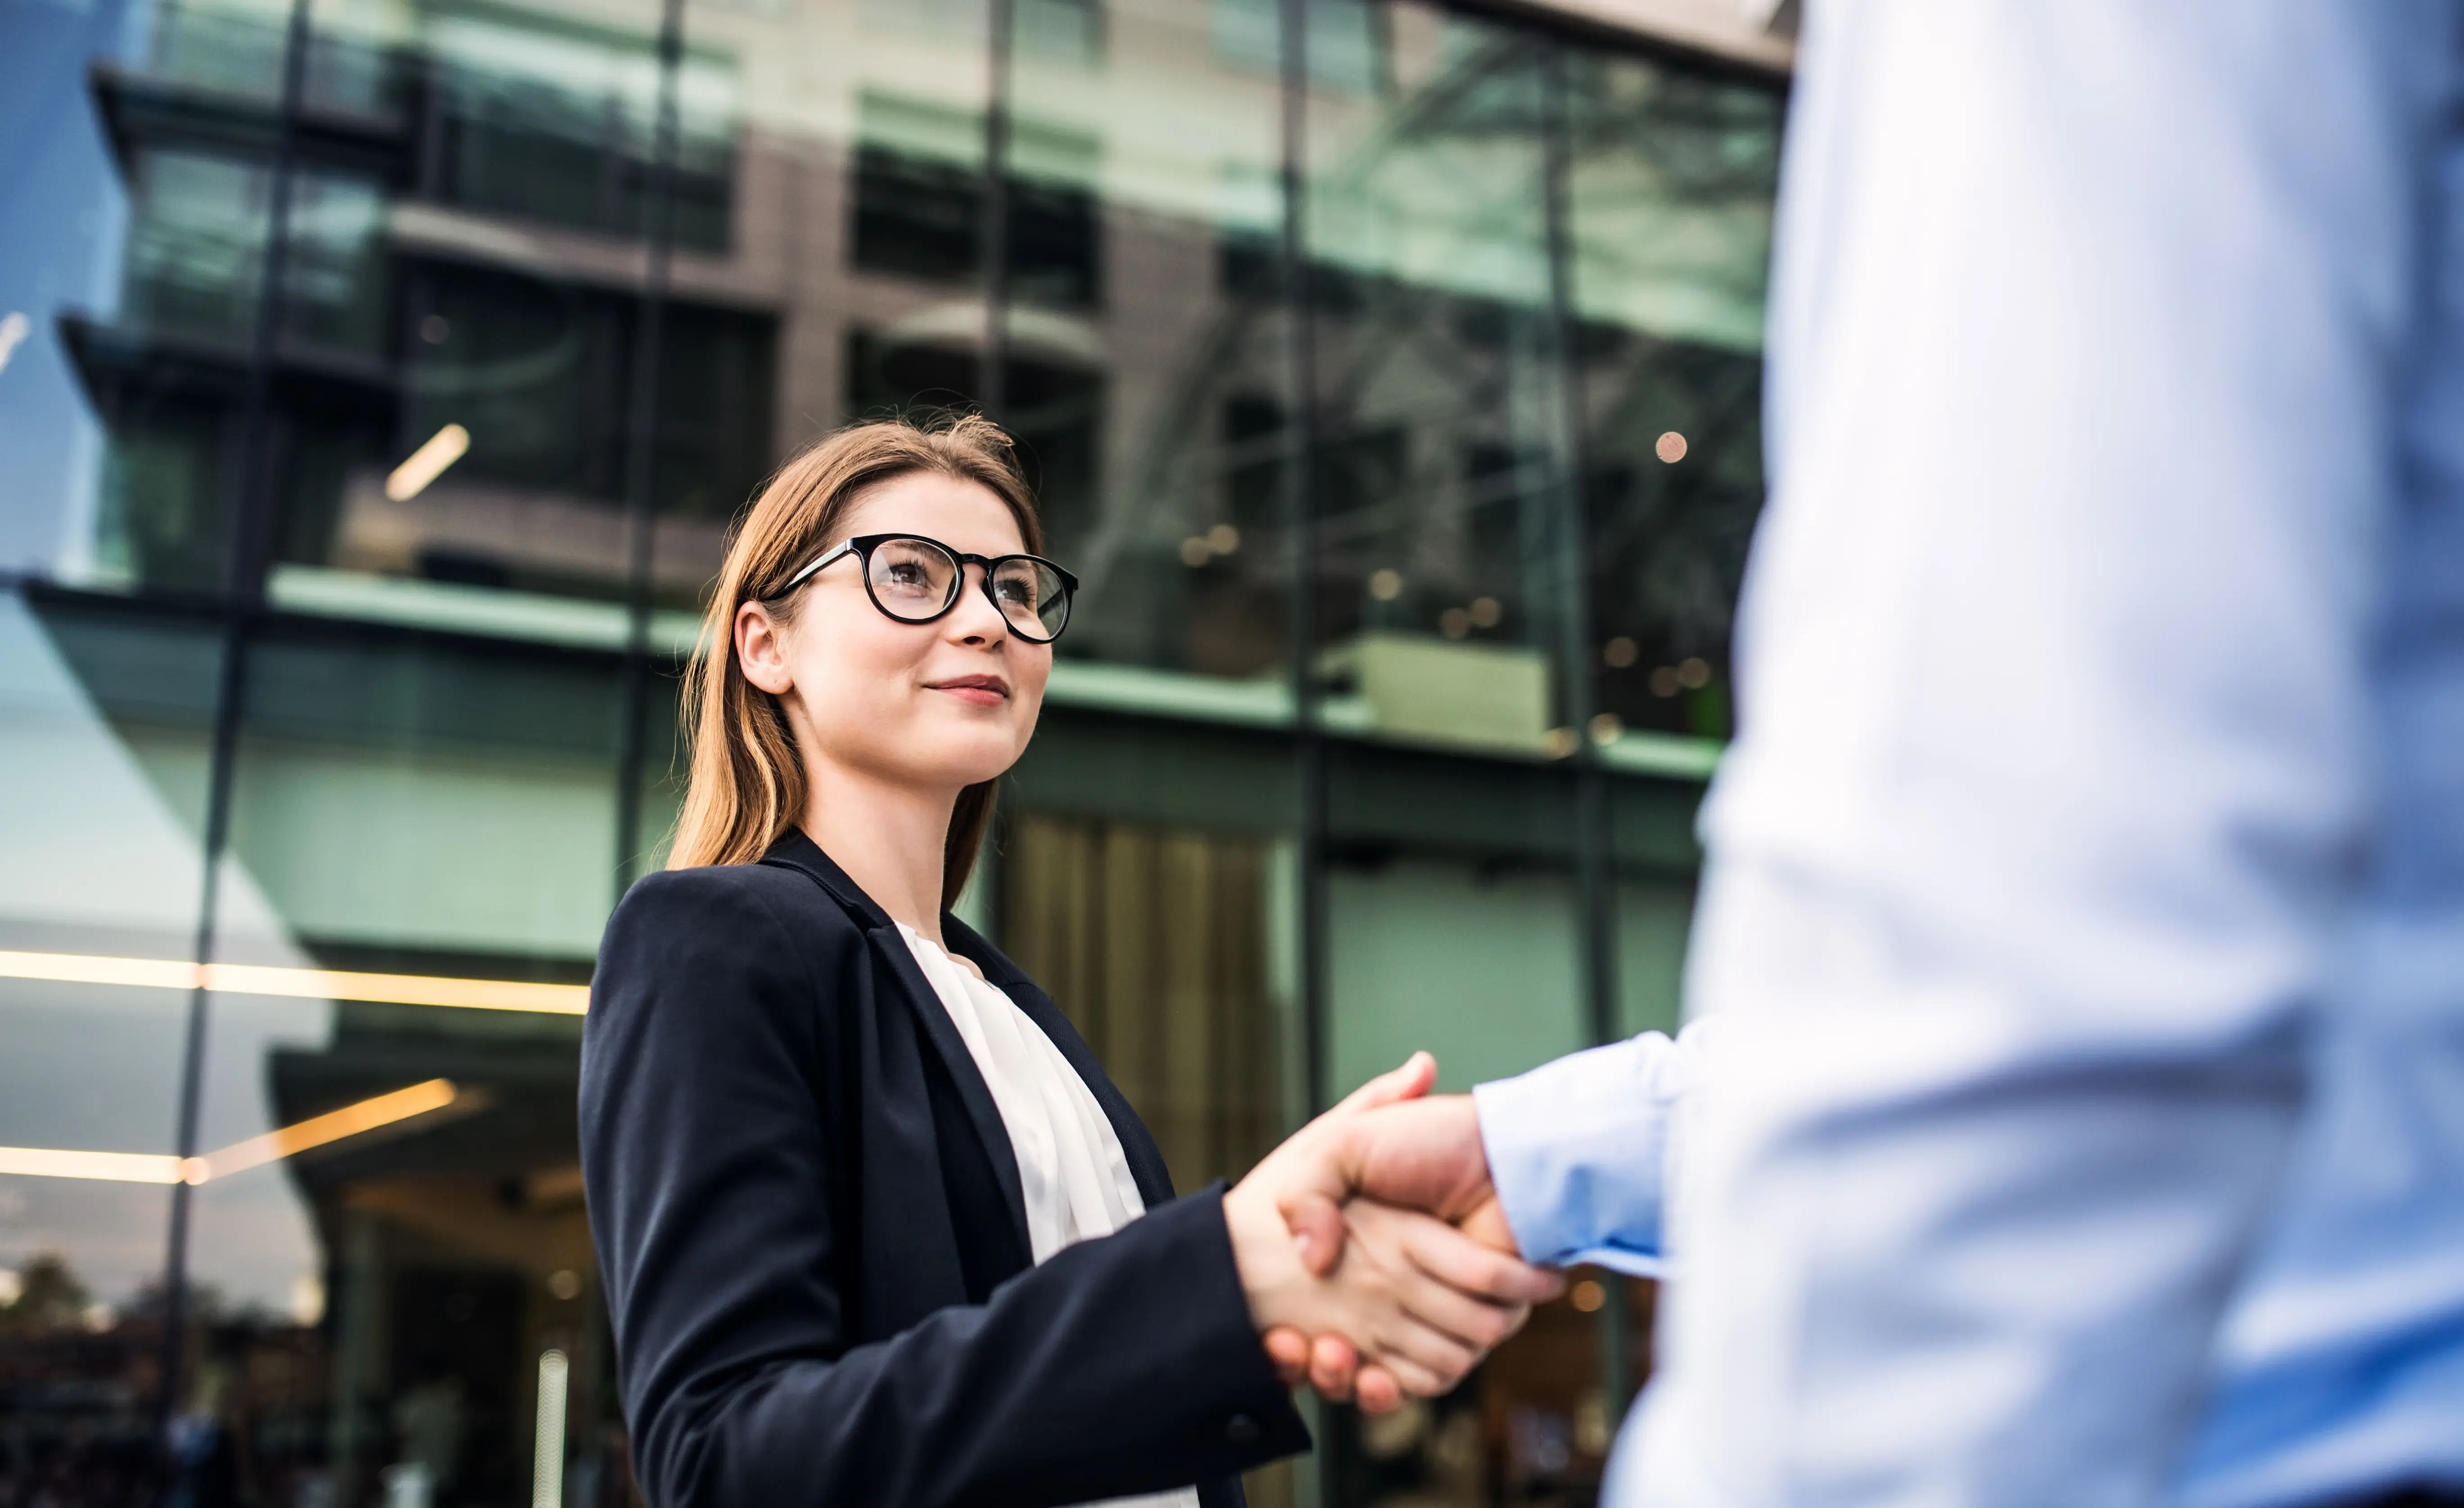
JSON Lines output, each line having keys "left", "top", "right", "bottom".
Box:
{"left": 0, "top": 0, "right": 1786, "bottom": 1502}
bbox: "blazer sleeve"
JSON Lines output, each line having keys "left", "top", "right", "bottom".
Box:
{"left": 580, "top": 868, "right": 1308, "bottom": 1508}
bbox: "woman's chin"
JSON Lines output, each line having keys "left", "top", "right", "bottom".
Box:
{"left": 904, "top": 740, "right": 1024, "bottom": 791}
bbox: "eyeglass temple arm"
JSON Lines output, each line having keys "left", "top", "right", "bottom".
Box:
{"left": 779, "top": 540, "right": 858, "bottom": 595}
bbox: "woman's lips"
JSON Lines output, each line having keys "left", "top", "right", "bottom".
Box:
{"left": 929, "top": 676, "right": 1009, "bottom": 708}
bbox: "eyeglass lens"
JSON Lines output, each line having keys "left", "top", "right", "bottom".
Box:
{"left": 864, "top": 537, "right": 1070, "bottom": 640}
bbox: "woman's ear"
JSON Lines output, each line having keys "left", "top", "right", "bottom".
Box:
{"left": 737, "top": 600, "right": 796, "bottom": 695}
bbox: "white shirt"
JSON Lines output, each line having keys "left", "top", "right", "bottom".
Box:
{"left": 1573, "top": 5, "right": 2464, "bottom": 1507}
{"left": 897, "top": 926, "right": 1203, "bottom": 1508}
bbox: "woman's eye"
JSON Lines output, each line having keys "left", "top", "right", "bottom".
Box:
{"left": 882, "top": 561, "right": 936, "bottom": 591}
{"left": 994, "top": 577, "right": 1035, "bottom": 605}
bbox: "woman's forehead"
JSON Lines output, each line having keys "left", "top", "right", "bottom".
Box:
{"left": 840, "top": 473, "right": 1024, "bottom": 555}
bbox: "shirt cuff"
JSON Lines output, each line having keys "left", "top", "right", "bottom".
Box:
{"left": 1473, "top": 1034, "right": 1685, "bottom": 1271}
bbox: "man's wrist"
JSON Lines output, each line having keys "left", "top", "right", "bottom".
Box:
{"left": 1473, "top": 1037, "right": 1673, "bottom": 1267}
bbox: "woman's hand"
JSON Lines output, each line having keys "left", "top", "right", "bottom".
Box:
{"left": 1255, "top": 1053, "right": 1432, "bottom": 1408}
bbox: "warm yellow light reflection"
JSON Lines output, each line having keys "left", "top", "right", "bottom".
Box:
{"left": 199, "top": 1079, "right": 458, "bottom": 1180}
{"left": 0, "top": 1079, "right": 463, "bottom": 1187}
{"left": 0, "top": 949, "right": 588, "bottom": 1014}
{"left": 385, "top": 423, "right": 471, "bottom": 501}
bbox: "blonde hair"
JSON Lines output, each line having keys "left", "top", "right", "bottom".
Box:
{"left": 669, "top": 414, "right": 1043, "bottom": 908}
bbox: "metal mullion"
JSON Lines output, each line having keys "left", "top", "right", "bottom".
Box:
{"left": 1539, "top": 36, "right": 1637, "bottom": 1417}
{"left": 981, "top": 0, "right": 1012, "bottom": 422}
{"left": 612, "top": 0, "right": 688, "bottom": 896}
{"left": 1279, "top": 0, "right": 1328, "bottom": 1127}
{"left": 161, "top": 0, "right": 317, "bottom": 1442}
{"left": 1280, "top": 5, "right": 1337, "bottom": 1506}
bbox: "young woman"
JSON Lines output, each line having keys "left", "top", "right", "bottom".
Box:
{"left": 579, "top": 416, "right": 1559, "bottom": 1508}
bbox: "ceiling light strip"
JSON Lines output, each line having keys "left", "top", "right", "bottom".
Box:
{"left": 0, "top": 1147, "right": 186, "bottom": 1184}
{"left": 0, "top": 950, "right": 588, "bottom": 1015}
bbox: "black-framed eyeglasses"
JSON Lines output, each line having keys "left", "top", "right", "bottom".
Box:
{"left": 774, "top": 533, "right": 1079, "bottom": 643}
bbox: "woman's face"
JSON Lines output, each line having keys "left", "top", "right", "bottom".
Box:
{"left": 739, "top": 471, "right": 1050, "bottom": 797}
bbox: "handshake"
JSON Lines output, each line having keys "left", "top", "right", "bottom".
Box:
{"left": 1221, "top": 1052, "right": 1562, "bottom": 1413}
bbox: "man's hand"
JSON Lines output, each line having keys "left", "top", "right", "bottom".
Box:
{"left": 1230, "top": 1057, "right": 1557, "bottom": 1405}
{"left": 1277, "top": 1093, "right": 1510, "bottom": 1264}
{"left": 1270, "top": 1092, "right": 1537, "bottom": 1407}
{"left": 1255, "top": 1055, "right": 1433, "bottom": 1406}
{"left": 1225, "top": 1173, "right": 1542, "bottom": 1398}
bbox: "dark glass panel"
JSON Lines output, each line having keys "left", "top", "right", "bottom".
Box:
{"left": 843, "top": 329, "right": 1102, "bottom": 546}
{"left": 1301, "top": 1, "right": 1572, "bottom": 759}
{"left": 422, "top": 9, "right": 736, "bottom": 252}
{"left": 1007, "top": 173, "right": 1102, "bottom": 311}
{"left": 852, "top": 143, "right": 985, "bottom": 283}
{"left": 848, "top": 137, "right": 1099, "bottom": 307}
{"left": 991, "top": 0, "right": 1293, "bottom": 677}
{"left": 1566, "top": 52, "right": 1781, "bottom": 745}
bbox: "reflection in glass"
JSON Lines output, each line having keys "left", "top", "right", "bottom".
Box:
{"left": 2, "top": 0, "right": 1786, "bottom": 1501}
{"left": 366, "top": 262, "right": 774, "bottom": 604}
{"left": 0, "top": 590, "right": 222, "bottom": 1503}
{"left": 997, "top": 0, "right": 1294, "bottom": 678}
{"left": 1569, "top": 54, "right": 1780, "bottom": 742}
{"left": 181, "top": 619, "right": 622, "bottom": 1507}
{"left": 1298, "top": 3, "right": 1575, "bottom": 760}
{"left": 182, "top": 996, "right": 604, "bottom": 1508}
{"left": 121, "top": 150, "right": 272, "bottom": 349}
{"left": 426, "top": 10, "right": 737, "bottom": 251}
{"left": 63, "top": 0, "right": 767, "bottom": 627}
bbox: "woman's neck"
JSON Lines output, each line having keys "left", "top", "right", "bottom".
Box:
{"left": 797, "top": 758, "right": 956, "bottom": 947}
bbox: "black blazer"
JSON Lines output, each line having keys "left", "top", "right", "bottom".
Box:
{"left": 580, "top": 830, "right": 1311, "bottom": 1508}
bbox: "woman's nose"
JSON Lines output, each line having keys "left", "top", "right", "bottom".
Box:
{"left": 946, "top": 564, "right": 1010, "bottom": 642}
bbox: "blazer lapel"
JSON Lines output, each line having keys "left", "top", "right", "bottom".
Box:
{"left": 760, "top": 832, "right": 1034, "bottom": 1261}
{"left": 946, "top": 918, "right": 1180, "bottom": 1208}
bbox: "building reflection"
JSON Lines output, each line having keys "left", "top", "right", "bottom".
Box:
{"left": 0, "top": 0, "right": 1786, "bottom": 1503}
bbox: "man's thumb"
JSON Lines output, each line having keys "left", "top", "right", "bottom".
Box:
{"left": 1332, "top": 1051, "right": 1436, "bottom": 1115}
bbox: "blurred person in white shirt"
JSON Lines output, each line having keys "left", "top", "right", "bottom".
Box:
{"left": 1271, "top": 5, "right": 2464, "bottom": 1506}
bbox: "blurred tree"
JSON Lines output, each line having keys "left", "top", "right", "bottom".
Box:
{"left": 0, "top": 1250, "right": 90, "bottom": 1331}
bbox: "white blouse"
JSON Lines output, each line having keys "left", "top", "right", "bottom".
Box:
{"left": 895, "top": 926, "right": 1203, "bottom": 1508}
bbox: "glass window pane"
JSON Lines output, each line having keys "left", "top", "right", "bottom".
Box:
{"left": 182, "top": 622, "right": 621, "bottom": 1508}
{"left": 645, "top": 0, "right": 996, "bottom": 871}
{"left": 2, "top": 26, "right": 223, "bottom": 1487}
{"left": 0, "top": 588, "right": 226, "bottom": 1494}
{"left": 428, "top": 12, "right": 737, "bottom": 250}
{"left": 999, "top": 0, "right": 1291, "bottom": 677}
{"left": 127, "top": 0, "right": 765, "bottom": 654}
{"left": 5, "top": 0, "right": 240, "bottom": 598}
{"left": 1570, "top": 51, "right": 1782, "bottom": 746}
{"left": 1305, "top": 0, "right": 1580, "bottom": 1076}
{"left": 1304, "top": 3, "right": 1572, "bottom": 756}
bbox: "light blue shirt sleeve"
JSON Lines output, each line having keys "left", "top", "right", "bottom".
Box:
{"left": 1471, "top": 1023, "right": 1711, "bottom": 1279}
